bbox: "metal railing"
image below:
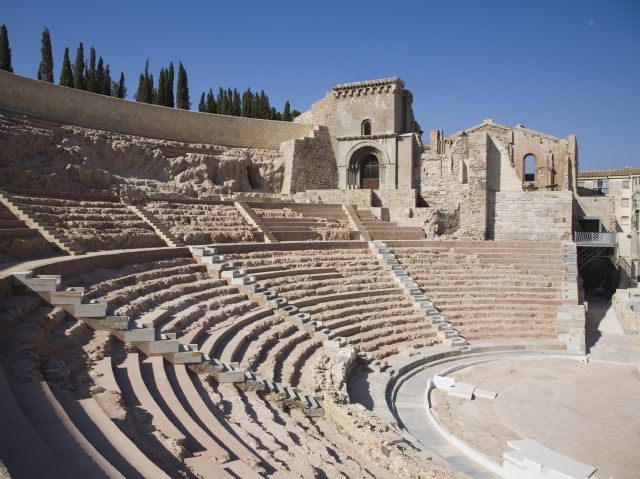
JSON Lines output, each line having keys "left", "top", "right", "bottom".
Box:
{"left": 573, "top": 232, "right": 616, "bottom": 247}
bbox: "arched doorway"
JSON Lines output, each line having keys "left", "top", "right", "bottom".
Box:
{"left": 345, "top": 143, "right": 386, "bottom": 189}
{"left": 360, "top": 155, "right": 379, "bottom": 189}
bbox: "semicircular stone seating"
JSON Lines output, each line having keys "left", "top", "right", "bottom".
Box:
{"left": 219, "top": 244, "right": 442, "bottom": 389}
{"left": 0, "top": 250, "right": 392, "bottom": 478}
{"left": 389, "top": 241, "right": 565, "bottom": 342}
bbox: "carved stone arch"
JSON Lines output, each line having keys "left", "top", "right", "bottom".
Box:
{"left": 344, "top": 141, "right": 389, "bottom": 189}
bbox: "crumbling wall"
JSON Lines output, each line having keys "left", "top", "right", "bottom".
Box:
{"left": 280, "top": 126, "right": 338, "bottom": 194}
{"left": 294, "top": 92, "right": 338, "bottom": 156}
{"left": 0, "top": 111, "right": 286, "bottom": 197}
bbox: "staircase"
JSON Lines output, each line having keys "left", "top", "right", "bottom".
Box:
{"left": 0, "top": 189, "right": 85, "bottom": 256}
{"left": 355, "top": 206, "right": 426, "bottom": 240}
{"left": 122, "top": 199, "right": 184, "bottom": 247}
{"left": 369, "top": 241, "right": 466, "bottom": 347}
{"left": 235, "top": 201, "right": 278, "bottom": 243}
{"left": 342, "top": 204, "right": 371, "bottom": 241}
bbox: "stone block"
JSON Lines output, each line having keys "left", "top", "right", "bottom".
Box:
{"left": 447, "top": 381, "right": 475, "bottom": 400}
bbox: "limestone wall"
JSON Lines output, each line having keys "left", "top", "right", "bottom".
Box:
{"left": 0, "top": 70, "right": 313, "bottom": 150}
{"left": 488, "top": 191, "right": 573, "bottom": 241}
{"left": 372, "top": 189, "right": 416, "bottom": 207}
{"left": 280, "top": 126, "right": 338, "bottom": 193}
{"left": 292, "top": 189, "right": 372, "bottom": 206}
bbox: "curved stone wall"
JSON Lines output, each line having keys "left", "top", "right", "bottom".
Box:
{"left": 0, "top": 70, "right": 313, "bottom": 150}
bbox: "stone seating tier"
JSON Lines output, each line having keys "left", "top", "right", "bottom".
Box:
{"left": 10, "top": 194, "right": 164, "bottom": 251}
{"left": 391, "top": 244, "right": 564, "bottom": 341}
{"left": 143, "top": 200, "right": 261, "bottom": 244}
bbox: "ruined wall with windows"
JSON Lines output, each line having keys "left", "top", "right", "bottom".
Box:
{"left": 419, "top": 119, "right": 576, "bottom": 240}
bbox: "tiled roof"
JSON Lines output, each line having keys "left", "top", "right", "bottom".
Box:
{"left": 578, "top": 168, "right": 640, "bottom": 179}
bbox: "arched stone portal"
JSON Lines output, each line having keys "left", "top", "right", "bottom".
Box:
{"left": 346, "top": 144, "right": 386, "bottom": 189}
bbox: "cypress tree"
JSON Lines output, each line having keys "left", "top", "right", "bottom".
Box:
{"left": 176, "top": 62, "right": 190, "bottom": 110}
{"left": 198, "top": 92, "right": 206, "bottom": 112}
{"left": 135, "top": 73, "right": 144, "bottom": 102}
{"left": 95, "top": 57, "right": 104, "bottom": 95}
{"left": 283, "top": 101, "right": 292, "bottom": 121}
{"left": 59, "top": 47, "right": 74, "bottom": 87}
{"left": 0, "top": 24, "right": 13, "bottom": 72}
{"left": 260, "top": 91, "right": 270, "bottom": 119}
{"left": 73, "top": 42, "right": 85, "bottom": 90}
{"left": 116, "top": 72, "right": 125, "bottom": 98}
{"left": 225, "top": 88, "right": 232, "bottom": 115}
{"left": 102, "top": 64, "right": 111, "bottom": 95}
{"left": 232, "top": 89, "right": 241, "bottom": 116}
{"left": 145, "top": 73, "right": 154, "bottom": 104}
{"left": 253, "top": 92, "right": 260, "bottom": 118}
{"left": 86, "top": 47, "right": 96, "bottom": 92}
{"left": 241, "top": 88, "right": 253, "bottom": 117}
{"left": 167, "top": 62, "right": 175, "bottom": 107}
{"left": 206, "top": 89, "right": 216, "bottom": 113}
{"left": 156, "top": 68, "right": 167, "bottom": 106}
{"left": 269, "top": 107, "right": 277, "bottom": 120}
{"left": 37, "top": 27, "right": 54, "bottom": 82}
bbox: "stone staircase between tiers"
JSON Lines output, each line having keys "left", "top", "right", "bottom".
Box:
{"left": 10, "top": 265, "right": 324, "bottom": 417}
{"left": 369, "top": 241, "right": 466, "bottom": 347}
{"left": 342, "top": 204, "right": 372, "bottom": 241}
{"left": 235, "top": 201, "right": 277, "bottom": 243}
{"left": 122, "top": 199, "right": 184, "bottom": 247}
{"left": 355, "top": 206, "right": 426, "bottom": 240}
{"left": 0, "top": 189, "right": 85, "bottom": 255}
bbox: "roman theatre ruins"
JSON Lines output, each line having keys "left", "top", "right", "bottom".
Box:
{"left": 0, "top": 70, "right": 638, "bottom": 479}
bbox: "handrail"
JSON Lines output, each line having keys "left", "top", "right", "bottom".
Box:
{"left": 573, "top": 232, "right": 616, "bottom": 247}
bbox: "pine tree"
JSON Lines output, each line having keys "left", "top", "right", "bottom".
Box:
{"left": 206, "top": 89, "right": 216, "bottom": 113}
{"left": 102, "top": 64, "right": 111, "bottom": 95}
{"left": 73, "top": 42, "right": 85, "bottom": 90}
{"left": 167, "top": 62, "right": 175, "bottom": 107}
{"left": 59, "top": 47, "right": 74, "bottom": 87}
{"left": 198, "top": 92, "right": 206, "bottom": 112}
{"left": 86, "top": 47, "right": 96, "bottom": 92}
{"left": 0, "top": 24, "right": 13, "bottom": 72}
{"left": 232, "top": 89, "right": 241, "bottom": 116}
{"left": 95, "top": 57, "right": 104, "bottom": 95}
{"left": 176, "top": 62, "right": 190, "bottom": 110}
{"left": 116, "top": 72, "right": 126, "bottom": 98}
{"left": 156, "top": 68, "right": 165, "bottom": 105}
{"left": 37, "top": 27, "right": 54, "bottom": 82}
{"left": 283, "top": 100, "right": 292, "bottom": 121}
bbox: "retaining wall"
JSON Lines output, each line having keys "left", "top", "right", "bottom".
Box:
{"left": 0, "top": 70, "right": 313, "bottom": 150}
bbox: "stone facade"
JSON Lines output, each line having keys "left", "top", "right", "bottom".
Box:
{"left": 300, "top": 78, "right": 420, "bottom": 191}
{"left": 488, "top": 191, "right": 573, "bottom": 241}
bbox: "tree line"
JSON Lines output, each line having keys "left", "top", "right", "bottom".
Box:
{"left": 197, "top": 87, "right": 298, "bottom": 121}
{"left": 0, "top": 24, "right": 299, "bottom": 119}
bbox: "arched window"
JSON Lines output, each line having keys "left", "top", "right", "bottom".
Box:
{"left": 460, "top": 160, "right": 468, "bottom": 184}
{"left": 360, "top": 155, "right": 379, "bottom": 189}
{"left": 361, "top": 120, "right": 372, "bottom": 136}
{"left": 523, "top": 154, "right": 536, "bottom": 182}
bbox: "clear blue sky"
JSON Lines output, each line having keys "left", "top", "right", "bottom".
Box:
{"left": 3, "top": 0, "right": 639, "bottom": 170}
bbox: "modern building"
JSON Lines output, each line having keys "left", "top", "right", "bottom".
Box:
{"left": 577, "top": 168, "right": 640, "bottom": 286}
